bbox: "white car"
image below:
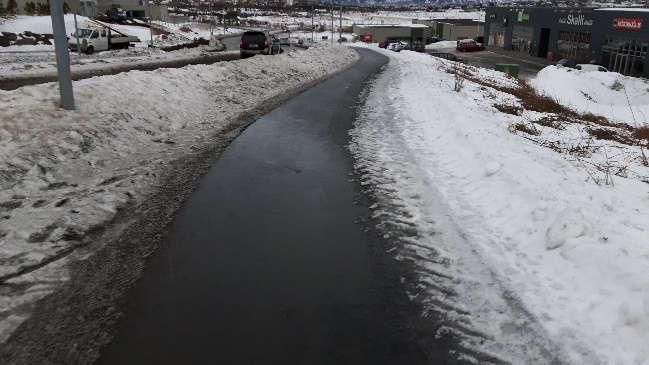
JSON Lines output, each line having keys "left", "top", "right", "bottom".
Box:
{"left": 576, "top": 64, "right": 608, "bottom": 72}
{"left": 388, "top": 41, "right": 407, "bottom": 52}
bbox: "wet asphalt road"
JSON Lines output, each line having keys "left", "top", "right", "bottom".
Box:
{"left": 98, "top": 48, "right": 441, "bottom": 364}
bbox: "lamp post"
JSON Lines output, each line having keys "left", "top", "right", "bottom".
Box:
{"left": 50, "top": 0, "right": 75, "bottom": 110}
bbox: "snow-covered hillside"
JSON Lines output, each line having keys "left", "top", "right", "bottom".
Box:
{"left": 350, "top": 46, "right": 649, "bottom": 364}
{"left": 532, "top": 65, "right": 649, "bottom": 127}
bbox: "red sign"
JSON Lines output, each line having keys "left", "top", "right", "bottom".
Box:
{"left": 613, "top": 17, "right": 644, "bottom": 30}
{"left": 360, "top": 34, "right": 372, "bottom": 42}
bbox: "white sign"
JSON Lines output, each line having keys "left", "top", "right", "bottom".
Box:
{"left": 559, "top": 12, "right": 594, "bottom": 27}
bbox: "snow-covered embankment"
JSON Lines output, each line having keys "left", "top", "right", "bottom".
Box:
{"left": 0, "top": 45, "right": 358, "bottom": 343}
{"left": 350, "top": 47, "right": 649, "bottom": 364}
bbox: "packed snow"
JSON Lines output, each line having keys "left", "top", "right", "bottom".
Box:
{"left": 350, "top": 45, "right": 649, "bottom": 364}
{"left": 0, "top": 44, "right": 358, "bottom": 344}
{"left": 531, "top": 65, "right": 649, "bottom": 126}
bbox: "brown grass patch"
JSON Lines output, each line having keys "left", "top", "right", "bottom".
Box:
{"left": 179, "top": 25, "right": 193, "bottom": 32}
{"left": 494, "top": 104, "right": 522, "bottom": 115}
{"left": 634, "top": 126, "right": 649, "bottom": 140}
{"left": 587, "top": 127, "right": 633, "bottom": 145}
{"left": 510, "top": 122, "right": 540, "bottom": 136}
{"left": 534, "top": 116, "right": 566, "bottom": 130}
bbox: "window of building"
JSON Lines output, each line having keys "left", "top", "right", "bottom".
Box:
{"left": 600, "top": 37, "right": 648, "bottom": 77}
{"left": 489, "top": 24, "right": 506, "bottom": 48}
{"left": 512, "top": 26, "right": 533, "bottom": 55}
{"left": 557, "top": 31, "right": 591, "bottom": 62}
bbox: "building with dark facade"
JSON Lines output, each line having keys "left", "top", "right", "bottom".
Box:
{"left": 485, "top": 7, "right": 649, "bottom": 77}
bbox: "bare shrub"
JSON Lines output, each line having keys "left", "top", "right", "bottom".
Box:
{"left": 179, "top": 25, "right": 193, "bottom": 32}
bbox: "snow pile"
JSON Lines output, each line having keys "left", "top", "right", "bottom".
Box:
{"left": 0, "top": 44, "right": 358, "bottom": 343}
{"left": 424, "top": 40, "right": 457, "bottom": 50}
{"left": 350, "top": 48, "right": 649, "bottom": 364}
{"left": 531, "top": 65, "right": 649, "bottom": 126}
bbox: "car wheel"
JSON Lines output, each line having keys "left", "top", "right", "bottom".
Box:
{"left": 86, "top": 45, "right": 94, "bottom": 55}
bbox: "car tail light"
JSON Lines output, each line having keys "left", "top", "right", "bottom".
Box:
{"left": 240, "top": 39, "right": 245, "bottom": 46}
{"left": 264, "top": 39, "right": 269, "bottom": 47}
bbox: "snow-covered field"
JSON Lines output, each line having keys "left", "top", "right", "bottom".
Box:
{"left": 0, "top": 44, "right": 358, "bottom": 344}
{"left": 532, "top": 65, "right": 649, "bottom": 127}
{"left": 350, "top": 46, "right": 649, "bottom": 364}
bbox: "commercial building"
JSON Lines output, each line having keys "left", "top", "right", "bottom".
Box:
{"left": 485, "top": 6, "right": 649, "bottom": 77}
{"left": 413, "top": 18, "right": 484, "bottom": 41}
{"left": 352, "top": 23, "right": 431, "bottom": 46}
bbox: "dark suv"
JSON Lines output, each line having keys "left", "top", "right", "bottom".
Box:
{"left": 240, "top": 31, "right": 281, "bottom": 57}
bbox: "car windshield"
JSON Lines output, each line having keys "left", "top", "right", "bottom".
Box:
{"left": 73, "top": 29, "right": 94, "bottom": 38}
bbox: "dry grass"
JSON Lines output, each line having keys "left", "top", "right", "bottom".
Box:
{"left": 534, "top": 116, "right": 565, "bottom": 130}
{"left": 179, "top": 25, "right": 193, "bottom": 33}
{"left": 494, "top": 104, "right": 522, "bottom": 115}
{"left": 510, "top": 122, "right": 540, "bottom": 136}
{"left": 634, "top": 126, "right": 649, "bottom": 141}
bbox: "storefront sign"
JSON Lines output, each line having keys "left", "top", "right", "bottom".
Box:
{"left": 558, "top": 12, "right": 594, "bottom": 27}
{"left": 613, "top": 18, "right": 644, "bottom": 31}
{"left": 517, "top": 11, "right": 530, "bottom": 22}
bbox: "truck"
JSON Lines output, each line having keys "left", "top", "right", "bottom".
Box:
{"left": 68, "top": 24, "right": 140, "bottom": 54}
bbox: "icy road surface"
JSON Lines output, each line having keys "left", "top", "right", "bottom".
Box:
{"left": 98, "top": 48, "right": 459, "bottom": 364}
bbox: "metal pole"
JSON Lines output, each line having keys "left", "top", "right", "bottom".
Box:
{"left": 311, "top": 5, "right": 314, "bottom": 43}
{"left": 147, "top": 0, "right": 153, "bottom": 47}
{"left": 339, "top": 3, "right": 342, "bottom": 41}
{"left": 73, "top": 10, "right": 80, "bottom": 56}
{"left": 330, "top": 2, "right": 333, "bottom": 45}
{"left": 50, "top": 0, "right": 75, "bottom": 110}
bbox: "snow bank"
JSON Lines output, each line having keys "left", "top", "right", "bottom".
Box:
{"left": 424, "top": 40, "right": 457, "bottom": 50}
{"left": 531, "top": 65, "right": 649, "bottom": 126}
{"left": 0, "top": 44, "right": 358, "bottom": 343}
{"left": 351, "top": 49, "right": 649, "bottom": 364}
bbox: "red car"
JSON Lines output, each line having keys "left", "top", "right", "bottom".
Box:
{"left": 456, "top": 39, "right": 485, "bottom": 52}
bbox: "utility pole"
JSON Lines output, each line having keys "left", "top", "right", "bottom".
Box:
{"left": 50, "top": 0, "right": 75, "bottom": 110}
{"left": 339, "top": 2, "right": 342, "bottom": 41}
{"left": 311, "top": 4, "right": 314, "bottom": 43}
{"left": 147, "top": 0, "right": 153, "bottom": 47}
{"left": 73, "top": 11, "right": 80, "bottom": 56}
{"left": 330, "top": 2, "right": 333, "bottom": 45}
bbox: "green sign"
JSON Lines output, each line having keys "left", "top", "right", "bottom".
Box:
{"left": 517, "top": 11, "right": 530, "bottom": 22}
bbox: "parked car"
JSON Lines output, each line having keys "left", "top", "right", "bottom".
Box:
{"left": 456, "top": 39, "right": 484, "bottom": 52}
{"left": 240, "top": 31, "right": 281, "bottom": 57}
{"left": 556, "top": 58, "right": 577, "bottom": 68}
{"left": 388, "top": 41, "right": 408, "bottom": 52}
{"left": 576, "top": 64, "right": 608, "bottom": 72}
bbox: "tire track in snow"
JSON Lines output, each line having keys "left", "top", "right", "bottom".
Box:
{"left": 349, "top": 59, "right": 565, "bottom": 365}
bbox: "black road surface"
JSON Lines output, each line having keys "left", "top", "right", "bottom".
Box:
{"left": 99, "top": 48, "right": 454, "bottom": 365}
